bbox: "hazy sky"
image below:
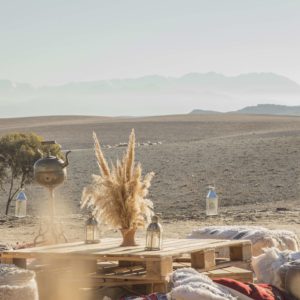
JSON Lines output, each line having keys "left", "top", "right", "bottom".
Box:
{"left": 1, "top": 0, "right": 299, "bottom": 86}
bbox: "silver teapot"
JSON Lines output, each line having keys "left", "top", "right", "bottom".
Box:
{"left": 34, "top": 141, "right": 71, "bottom": 189}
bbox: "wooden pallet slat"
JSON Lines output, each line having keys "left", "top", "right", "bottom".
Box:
{"left": 1, "top": 239, "right": 252, "bottom": 259}
{"left": 204, "top": 266, "right": 253, "bottom": 283}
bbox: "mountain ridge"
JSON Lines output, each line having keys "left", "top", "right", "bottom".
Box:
{"left": 190, "top": 104, "right": 300, "bottom": 116}
{"left": 1, "top": 72, "right": 300, "bottom": 117}
{"left": 1, "top": 72, "right": 299, "bottom": 92}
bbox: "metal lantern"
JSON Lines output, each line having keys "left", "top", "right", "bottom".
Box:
{"left": 15, "top": 189, "right": 27, "bottom": 218}
{"left": 85, "top": 214, "right": 100, "bottom": 244}
{"left": 206, "top": 186, "right": 218, "bottom": 216}
{"left": 145, "top": 215, "right": 162, "bottom": 251}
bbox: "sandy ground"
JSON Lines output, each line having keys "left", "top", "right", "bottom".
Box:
{"left": 1, "top": 114, "right": 300, "bottom": 244}
{"left": 1, "top": 199, "right": 300, "bottom": 246}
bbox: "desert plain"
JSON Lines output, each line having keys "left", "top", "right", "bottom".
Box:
{"left": 0, "top": 113, "right": 300, "bottom": 245}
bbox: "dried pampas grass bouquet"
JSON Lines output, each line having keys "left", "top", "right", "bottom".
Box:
{"left": 81, "top": 129, "right": 155, "bottom": 246}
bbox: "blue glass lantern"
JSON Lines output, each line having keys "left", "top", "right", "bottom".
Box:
{"left": 206, "top": 186, "right": 218, "bottom": 216}
{"left": 15, "top": 190, "right": 27, "bottom": 218}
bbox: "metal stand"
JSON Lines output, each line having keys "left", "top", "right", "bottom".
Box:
{"left": 33, "top": 189, "right": 68, "bottom": 245}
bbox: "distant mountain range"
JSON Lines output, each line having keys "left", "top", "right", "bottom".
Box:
{"left": 191, "top": 104, "right": 300, "bottom": 116}
{"left": 0, "top": 72, "right": 299, "bottom": 117}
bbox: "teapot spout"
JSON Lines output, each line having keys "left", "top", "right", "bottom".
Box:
{"left": 62, "top": 150, "right": 71, "bottom": 168}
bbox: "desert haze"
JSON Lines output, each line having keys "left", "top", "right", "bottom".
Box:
{"left": 0, "top": 113, "right": 300, "bottom": 242}
{"left": 1, "top": 72, "right": 300, "bottom": 117}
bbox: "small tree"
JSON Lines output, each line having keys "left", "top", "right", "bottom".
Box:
{"left": 0, "top": 133, "right": 61, "bottom": 215}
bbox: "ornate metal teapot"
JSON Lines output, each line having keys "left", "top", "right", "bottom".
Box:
{"left": 34, "top": 141, "right": 71, "bottom": 189}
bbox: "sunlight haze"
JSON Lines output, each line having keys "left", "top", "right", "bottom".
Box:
{"left": 1, "top": 0, "right": 299, "bottom": 86}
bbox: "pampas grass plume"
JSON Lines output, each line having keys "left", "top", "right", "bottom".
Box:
{"left": 82, "top": 129, "right": 154, "bottom": 230}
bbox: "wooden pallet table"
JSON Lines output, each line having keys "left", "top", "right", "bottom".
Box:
{"left": 1, "top": 238, "right": 252, "bottom": 298}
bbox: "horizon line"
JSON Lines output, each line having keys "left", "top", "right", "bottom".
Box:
{"left": 1, "top": 103, "right": 300, "bottom": 120}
